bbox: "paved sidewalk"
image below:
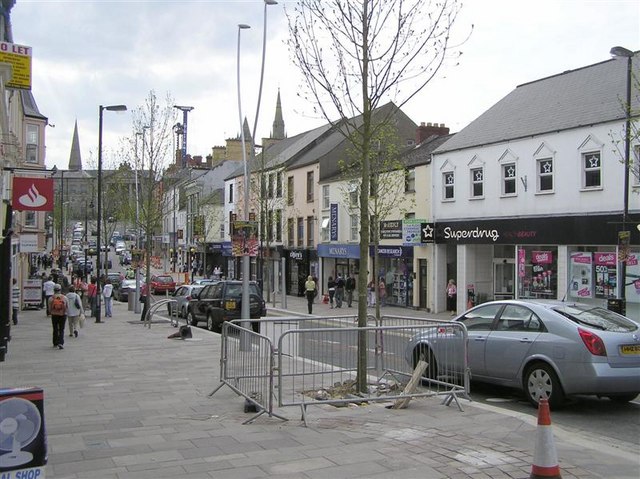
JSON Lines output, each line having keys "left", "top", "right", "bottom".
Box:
{"left": 1, "top": 298, "right": 638, "bottom": 478}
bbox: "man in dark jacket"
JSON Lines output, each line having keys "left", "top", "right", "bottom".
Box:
{"left": 345, "top": 273, "right": 356, "bottom": 307}
{"left": 335, "top": 273, "right": 345, "bottom": 308}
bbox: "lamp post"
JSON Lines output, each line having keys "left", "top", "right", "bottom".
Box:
{"left": 134, "top": 125, "right": 149, "bottom": 314}
{"left": 610, "top": 46, "right": 633, "bottom": 310}
{"left": 96, "top": 104, "right": 127, "bottom": 324}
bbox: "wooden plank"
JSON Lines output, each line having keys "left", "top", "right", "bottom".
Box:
{"left": 392, "top": 360, "right": 428, "bottom": 409}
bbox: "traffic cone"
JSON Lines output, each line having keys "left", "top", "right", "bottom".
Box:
{"left": 530, "top": 397, "right": 562, "bottom": 479}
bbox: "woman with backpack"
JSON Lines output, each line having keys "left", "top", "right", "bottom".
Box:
{"left": 49, "top": 284, "right": 69, "bottom": 350}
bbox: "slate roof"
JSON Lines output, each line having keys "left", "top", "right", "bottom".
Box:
{"left": 403, "top": 133, "right": 455, "bottom": 168}
{"left": 435, "top": 54, "right": 638, "bottom": 153}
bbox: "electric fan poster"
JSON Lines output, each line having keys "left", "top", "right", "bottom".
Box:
{"left": 0, "top": 387, "right": 47, "bottom": 477}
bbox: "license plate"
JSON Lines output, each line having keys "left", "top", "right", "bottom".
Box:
{"left": 225, "top": 300, "right": 236, "bottom": 310}
{"left": 620, "top": 344, "right": 640, "bottom": 355}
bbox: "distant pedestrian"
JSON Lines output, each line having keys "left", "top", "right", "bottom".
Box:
{"left": 43, "top": 275, "right": 55, "bottom": 316}
{"left": 87, "top": 277, "right": 98, "bottom": 317}
{"left": 378, "top": 278, "right": 387, "bottom": 306}
{"left": 335, "top": 273, "right": 345, "bottom": 308}
{"left": 140, "top": 282, "right": 150, "bottom": 321}
{"left": 305, "top": 276, "right": 316, "bottom": 314}
{"left": 345, "top": 273, "right": 356, "bottom": 308}
{"left": 66, "top": 285, "right": 83, "bottom": 338}
{"left": 12, "top": 278, "right": 20, "bottom": 325}
{"left": 48, "top": 284, "right": 69, "bottom": 349}
{"left": 103, "top": 279, "right": 114, "bottom": 318}
{"left": 446, "top": 279, "right": 457, "bottom": 316}
{"left": 327, "top": 276, "right": 336, "bottom": 308}
{"left": 367, "top": 279, "right": 376, "bottom": 307}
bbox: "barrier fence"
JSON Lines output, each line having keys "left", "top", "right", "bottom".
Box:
{"left": 211, "top": 315, "right": 470, "bottom": 425}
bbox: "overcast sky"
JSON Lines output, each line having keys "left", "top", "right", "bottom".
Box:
{"left": 10, "top": 0, "right": 640, "bottom": 171}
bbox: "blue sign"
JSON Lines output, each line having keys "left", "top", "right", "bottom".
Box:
{"left": 330, "top": 203, "right": 338, "bottom": 241}
{"left": 318, "top": 244, "right": 360, "bottom": 259}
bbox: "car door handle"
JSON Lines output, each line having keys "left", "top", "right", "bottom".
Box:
{"left": 472, "top": 336, "right": 486, "bottom": 342}
{"left": 519, "top": 338, "right": 533, "bottom": 343}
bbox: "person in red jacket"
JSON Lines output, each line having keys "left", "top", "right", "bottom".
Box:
{"left": 140, "top": 282, "right": 149, "bottom": 321}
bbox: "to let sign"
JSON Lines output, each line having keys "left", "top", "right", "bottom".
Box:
{"left": 0, "top": 41, "right": 32, "bottom": 89}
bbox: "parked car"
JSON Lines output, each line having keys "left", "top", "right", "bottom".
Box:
{"left": 167, "top": 284, "right": 205, "bottom": 318}
{"left": 87, "top": 240, "right": 97, "bottom": 256}
{"left": 405, "top": 300, "right": 640, "bottom": 408}
{"left": 149, "top": 274, "right": 176, "bottom": 294}
{"left": 72, "top": 258, "right": 93, "bottom": 278}
{"left": 115, "top": 241, "right": 126, "bottom": 255}
{"left": 115, "top": 277, "right": 146, "bottom": 302}
{"left": 191, "top": 278, "right": 215, "bottom": 285}
{"left": 186, "top": 280, "right": 265, "bottom": 332}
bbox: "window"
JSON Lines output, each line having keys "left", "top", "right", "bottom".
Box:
{"left": 287, "top": 218, "right": 294, "bottom": 245}
{"left": 26, "top": 124, "right": 38, "bottom": 163}
{"left": 321, "top": 216, "right": 329, "bottom": 242}
{"left": 405, "top": 168, "right": 415, "bottom": 192}
{"left": 405, "top": 212, "right": 415, "bottom": 219}
{"left": 287, "top": 176, "right": 294, "bottom": 205}
{"left": 267, "top": 210, "right": 274, "bottom": 242}
{"left": 322, "top": 185, "right": 330, "bottom": 209}
{"left": 470, "top": 167, "right": 483, "bottom": 198}
{"left": 25, "top": 211, "right": 36, "bottom": 227}
{"left": 349, "top": 184, "right": 358, "bottom": 208}
{"left": 297, "top": 217, "right": 304, "bottom": 247}
{"left": 495, "top": 305, "right": 543, "bottom": 332}
{"left": 306, "top": 216, "right": 314, "bottom": 247}
{"left": 582, "top": 151, "right": 601, "bottom": 188}
{"left": 502, "top": 163, "right": 517, "bottom": 195}
{"left": 306, "top": 171, "right": 314, "bottom": 202}
{"left": 228, "top": 184, "right": 234, "bottom": 203}
{"left": 229, "top": 212, "right": 236, "bottom": 237}
{"left": 350, "top": 214, "right": 359, "bottom": 241}
{"left": 276, "top": 173, "right": 282, "bottom": 198}
{"left": 219, "top": 222, "right": 224, "bottom": 240}
{"left": 633, "top": 145, "right": 640, "bottom": 187}
{"left": 275, "top": 209, "right": 282, "bottom": 242}
{"left": 267, "top": 173, "right": 274, "bottom": 199}
{"left": 443, "top": 171, "right": 454, "bottom": 200}
{"left": 458, "top": 304, "right": 501, "bottom": 331}
{"left": 537, "top": 158, "right": 553, "bottom": 192}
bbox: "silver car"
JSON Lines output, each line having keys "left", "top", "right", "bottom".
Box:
{"left": 168, "top": 284, "right": 205, "bottom": 318}
{"left": 405, "top": 300, "right": 640, "bottom": 407}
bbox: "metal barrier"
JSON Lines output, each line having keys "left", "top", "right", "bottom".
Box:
{"left": 211, "top": 315, "right": 469, "bottom": 425}
{"left": 142, "top": 298, "right": 177, "bottom": 328}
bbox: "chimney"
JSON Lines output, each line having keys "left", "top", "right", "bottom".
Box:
{"left": 416, "top": 122, "right": 450, "bottom": 143}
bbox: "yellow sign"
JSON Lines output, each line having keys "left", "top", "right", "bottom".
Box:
{"left": 0, "top": 41, "right": 32, "bottom": 90}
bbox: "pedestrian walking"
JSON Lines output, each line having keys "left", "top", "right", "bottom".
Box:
{"left": 327, "top": 276, "right": 336, "bottom": 308}
{"left": 12, "top": 278, "right": 20, "bottom": 325}
{"left": 140, "top": 282, "right": 150, "bottom": 321}
{"left": 43, "top": 275, "right": 55, "bottom": 316}
{"left": 446, "top": 279, "right": 457, "bottom": 315}
{"left": 379, "top": 278, "right": 387, "bottom": 306}
{"left": 305, "top": 276, "right": 316, "bottom": 314}
{"left": 66, "top": 286, "right": 83, "bottom": 338}
{"left": 335, "top": 273, "right": 345, "bottom": 308}
{"left": 345, "top": 273, "right": 355, "bottom": 307}
{"left": 367, "top": 279, "right": 376, "bottom": 307}
{"left": 48, "top": 284, "right": 69, "bottom": 349}
{"left": 103, "top": 279, "right": 114, "bottom": 317}
{"left": 87, "top": 277, "right": 97, "bottom": 317}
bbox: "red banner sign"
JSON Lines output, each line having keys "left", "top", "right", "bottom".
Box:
{"left": 12, "top": 176, "right": 54, "bottom": 211}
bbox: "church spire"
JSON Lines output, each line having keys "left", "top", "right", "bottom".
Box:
{"left": 68, "top": 120, "right": 82, "bottom": 170}
{"left": 271, "top": 89, "right": 285, "bottom": 140}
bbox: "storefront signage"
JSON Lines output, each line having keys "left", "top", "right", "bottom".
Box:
{"left": 380, "top": 220, "right": 402, "bottom": 239}
{"left": 19, "top": 234, "right": 38, "bottom": 253}
{"left": 318, "top": 244, "right": 360, "bottom": 259}
{"left": 594, "top": 252, "right": 617, "bottom": 299}
{"left": 330, "top": 203, "right": 338, "bottom": 241}
{"left": 12, "top": 176, "right": 54, "bottom": 211}
{"left": 569, "top": 252, "right": 593, "bottom": 298}
{"left": 0, "top": 41, "right": 32, "bottom": 90}
{"left": 435, "top": 214, "right": 640, "bottom": 245}
{"left": 420, "top": 222, "right": 435, "bottom": 243}
{"left": 289, "top": 250, "right": 304, "bottom": 261}
{"left": 402, "top": 219, "right": 424, "bottom": 245}
{"left": 369, "top": 245, "right": 414, "bottom": 258}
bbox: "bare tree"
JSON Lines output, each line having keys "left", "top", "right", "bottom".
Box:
{"left": 287, "top": 0, "right": 465, "bottom": 392}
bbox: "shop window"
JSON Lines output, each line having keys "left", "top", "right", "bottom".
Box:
{"left": 322, "top": 185, "right": 330, "bottom": 209}
{"left": 582, "top": 151, "right": 601, "bottom": 188}
{"left": 502, "top": 163, "right": 517, "bottom": 195}
{"left": 470, "top": 167, "right": 484, "bottom": 198}
{"left": 537, "top": 158, "right": 553, "bottom": 192}
{"left": 405, "top": 168, "right": 415, "bottom": 192}
{"left": 443, "top": 171, "right": 454, "bottom": 200}
{"left": 321, "top": 216, "right": 329, "bottom": 242}
{"left": 518, "top": 247, "right": 558, "bottom": 299}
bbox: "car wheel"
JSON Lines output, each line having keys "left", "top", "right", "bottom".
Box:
{"left": 187, "top": 310, "right": 197, "bottom": 327}
{"left": 413, "top": 346, "right": 438, "bottom": 381}
{"left": 524, "top": 362, "right": 565, "bottom": 409}
{"left": 608, "top": 393, "right": 639, "bottom": 403}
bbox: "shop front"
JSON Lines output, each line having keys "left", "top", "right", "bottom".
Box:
{"left": 317, "top": 244, "right": 360, "bottom": 295}
{"left": 284, "top": 248, "right": 318, "bottom": 296}
{"left": 369, "top": 245, "right": 414, "bottom": 307}
{"left": 434, "top": 213, "right": 640, "bottom": 317}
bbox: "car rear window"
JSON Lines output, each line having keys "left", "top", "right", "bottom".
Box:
{"left": 552, "top": 304, "right": 638, "bottom": 332}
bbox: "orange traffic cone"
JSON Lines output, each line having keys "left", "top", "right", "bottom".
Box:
{"left": 530, "top": 397, "right": 561, "bottom": 479}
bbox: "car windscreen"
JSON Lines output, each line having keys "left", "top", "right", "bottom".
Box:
{"left": 552, "top": 304, "right": 638, "bottom": 332}
{"left": 156, "top": 276, "right": 173, "bottom": 283}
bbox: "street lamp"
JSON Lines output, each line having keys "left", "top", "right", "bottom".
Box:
{"left": 134, "top": 125, "right": 149, "bottom": 314}
{"left": 610, "top": 46, "right": 633, "bottom": 311}
{"left": 51, "top": 166, "right": 65, "bottom": 267}
{"left": 96, "top": 104, "right": 127, "bottom": 324}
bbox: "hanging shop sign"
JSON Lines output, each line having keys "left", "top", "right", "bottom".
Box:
{"left": 330, "top": 203, "right": 338, "bottom": 241}
{"left": 380, "top": 220, "right": 402, "bottom": 240}
{"left": 12, "top": 176, "right": 54, "bottom": 211}
{"left": 402, "top": 219, "right": 425, "bottom": 246}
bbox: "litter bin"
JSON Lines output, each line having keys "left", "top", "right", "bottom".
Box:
{"left": 128, "top": 291, "right": 135, "bottom": 311}
{"left": 607, "top": 298, "right": 626, "bottom": 316}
